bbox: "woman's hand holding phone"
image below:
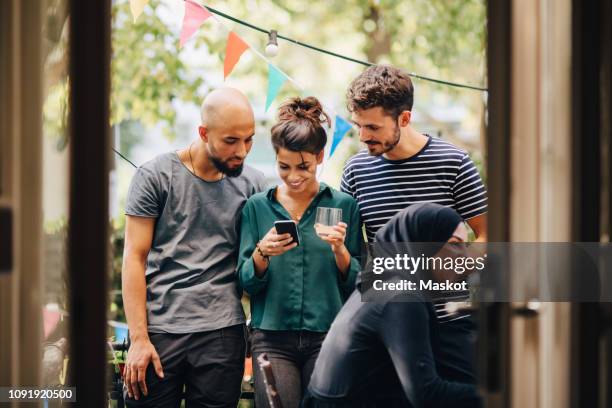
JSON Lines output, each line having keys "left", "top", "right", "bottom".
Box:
{"left": 252, "top": 227, "right": 298, "bottom": 277}
{"left": 259, "top": 227, "right": 298, "bottom": 257}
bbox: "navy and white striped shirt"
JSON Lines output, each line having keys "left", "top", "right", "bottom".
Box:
{"left": 341, "top": 135, "right": 487, "bottom": 323}
{"left": 340, "top": 135, "right": 487, "bottom": 242}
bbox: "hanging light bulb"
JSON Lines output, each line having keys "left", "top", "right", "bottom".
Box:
{"left": 265, "top": 30, "right": 279, "bottom": 57}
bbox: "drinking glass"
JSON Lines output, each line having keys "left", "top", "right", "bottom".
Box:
{"left": 314, "top": 207, "right": 343, "bottom": 238}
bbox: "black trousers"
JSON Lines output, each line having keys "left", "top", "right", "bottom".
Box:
{"left": 435, "top": 315, "right": 478, "bottom": 384}
{"left": 124, "top": 324, "right": 247, "bottom": 408}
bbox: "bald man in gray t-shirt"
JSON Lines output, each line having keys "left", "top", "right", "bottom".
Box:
{"left": 122, "top": 88, "right": 266, "bottom": 407}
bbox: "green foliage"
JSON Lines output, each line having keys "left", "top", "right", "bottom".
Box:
{"left": 209, "top": 0, "right": 487, "bottom": 168}
{"left": 111, "top": 0, "right": 207, "bottom": 138}
{"left": 377, "top": 0, "right": 486, "bottom": 88}
{"left": 43, "top": 0, "right": 486, "bottom": 142}
{"left": 413, "top": 0, "right": 486, "bottom": 71}
{"left": 215, "top": 0, "right": 485, "bottom": 94}
{"left": 42, "top": 0, "right": 213, "bottom": 144}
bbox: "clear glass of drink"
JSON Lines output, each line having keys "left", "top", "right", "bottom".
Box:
{"left": 314, "top": 207, "right": 343, "bottom": 238}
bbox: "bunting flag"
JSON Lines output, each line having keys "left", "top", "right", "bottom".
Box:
{"left": 224, "top": 32, "right": 250, "bottom": 79}
{"left": 130, "top": 0, "right": 149, "bottom": 22}
{"left": 330, "top": 115, "right": 352, "bottom": 157}
{"left": 136, "top": 2, "right": 349, "bottom": 128}
{"left": 179, "top": 0, "right": 213, "bottom": 47}
{"left": 265, "top": 64, "right": 288, "bottom": 111}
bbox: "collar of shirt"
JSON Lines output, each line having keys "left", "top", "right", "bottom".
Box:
{"left": 264, "top": 182, "right": 333, "bottom": 223}
{"left": 264, "top": 182, "right": 332, "bottom": 200}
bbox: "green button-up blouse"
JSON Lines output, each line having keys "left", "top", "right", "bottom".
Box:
{"left": 237, "top": 183, "right": 363, "bottom": 332}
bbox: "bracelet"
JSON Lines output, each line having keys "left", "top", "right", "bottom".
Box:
{"left": 256, "top": 241, "right": 270, "bottom": 263}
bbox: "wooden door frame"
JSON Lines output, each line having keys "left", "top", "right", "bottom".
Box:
{"left": 67, "top": 0, "right": 111, "bottom": 406}
{"left": 482, "top": 1, "right": 512, "bottom": 406}
{"left": 0, "top": 0, "right": 45, "bottom": 389}
{"left": 486, "top": 0, "right": 612, "bottom": 407}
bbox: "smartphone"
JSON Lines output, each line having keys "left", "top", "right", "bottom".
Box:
{"left": 274, "top": 220, "right": 300, "bottom": 246}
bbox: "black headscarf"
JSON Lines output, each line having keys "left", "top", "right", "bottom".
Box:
{"left": 359, "top": 203, "right": 464, "bottom": 294}
{"left": 373, "top": 203, "right": 464, "bottom": 263}
{"left": 375, "top": 203, "right": 463, "bottom": 244}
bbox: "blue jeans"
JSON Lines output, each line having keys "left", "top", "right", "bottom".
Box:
{"left": 251, "top": 329, "right": 326, "bottom": 408}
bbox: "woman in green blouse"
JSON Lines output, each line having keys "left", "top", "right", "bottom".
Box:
{"left": 237, "top": 96, "right": 362, "bottom": 408}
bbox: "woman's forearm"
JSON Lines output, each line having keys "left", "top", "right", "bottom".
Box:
{"left": 334, "top": 245, "right": 351, "bottom": 280}
{"left": 252, "top": 249, "right": 269, "bottom": 277}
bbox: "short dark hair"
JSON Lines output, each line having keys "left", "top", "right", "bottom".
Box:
{"left": 271, "top": 96, "right": 330, "bottom": 155}
{"left": 346, "top": 65, "right": 414, "bottom": 119}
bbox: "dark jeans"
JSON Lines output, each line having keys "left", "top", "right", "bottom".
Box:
{"left": 251, "top": 329, "right": 326, "bottom": 408}
{"left": 124, "top": 324, "right": 247, "bottom": 408}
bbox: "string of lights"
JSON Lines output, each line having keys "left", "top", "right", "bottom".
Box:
{"left": 115, "top": 2, "right": 488, "bottom": 167}
{"left": 202, "top": 4, "right": 488, "bottom": 93}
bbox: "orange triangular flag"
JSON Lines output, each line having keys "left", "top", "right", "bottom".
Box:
{"left": 224, "top": 32, "right": 249, "bottom": 79}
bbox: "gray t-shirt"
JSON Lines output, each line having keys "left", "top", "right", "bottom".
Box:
{"left": 125, "top": 152, "right": 267, "bottom": 333}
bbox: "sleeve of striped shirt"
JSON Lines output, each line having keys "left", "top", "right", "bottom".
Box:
{"left": 452, "top": 154, "right": 488, "bottom": 219}
{"left": 340, "top": 163, "right": 356, "bottom": 198}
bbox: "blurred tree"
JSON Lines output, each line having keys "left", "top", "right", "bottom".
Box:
{"left": 111, "top": 0, "right": 209, "bottom": 138}
{"left": 42, "top": 0, "right": 486, "bottom": 145}
{"left": 42, "top": 0, "right": 219, "bottom": 144}
{"left": 217, "top": 0, "right": 486, "bottom": 92}
{"left": 213, "top": 0, "right": 487, "bottom": 163}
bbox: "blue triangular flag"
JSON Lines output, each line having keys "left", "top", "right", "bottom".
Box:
{"left": 330, "top": 116, "right": 352, "bottom": 157}
{"left": 265, "top": 64, "right": 288, "bottom": 111}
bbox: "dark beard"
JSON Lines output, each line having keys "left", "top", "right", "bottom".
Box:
{"left": 210, "top": 155, "right": 244, "bottom": 177}
{"left": 368, "top": 125, "right": 401, "bottom": 156}
{"left": 382, "top": 126, "right": 401, "bottom": 154}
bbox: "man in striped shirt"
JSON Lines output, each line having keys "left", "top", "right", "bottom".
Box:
{"left": 340, "top": 65, "right": 485, "bottom": 383}
{"left": 340, "top": 64, "right": 487, "bottom": 243}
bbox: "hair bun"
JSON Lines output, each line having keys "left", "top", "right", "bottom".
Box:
{"left": 278, "top": 96, "right": 330, "bottom": 128}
